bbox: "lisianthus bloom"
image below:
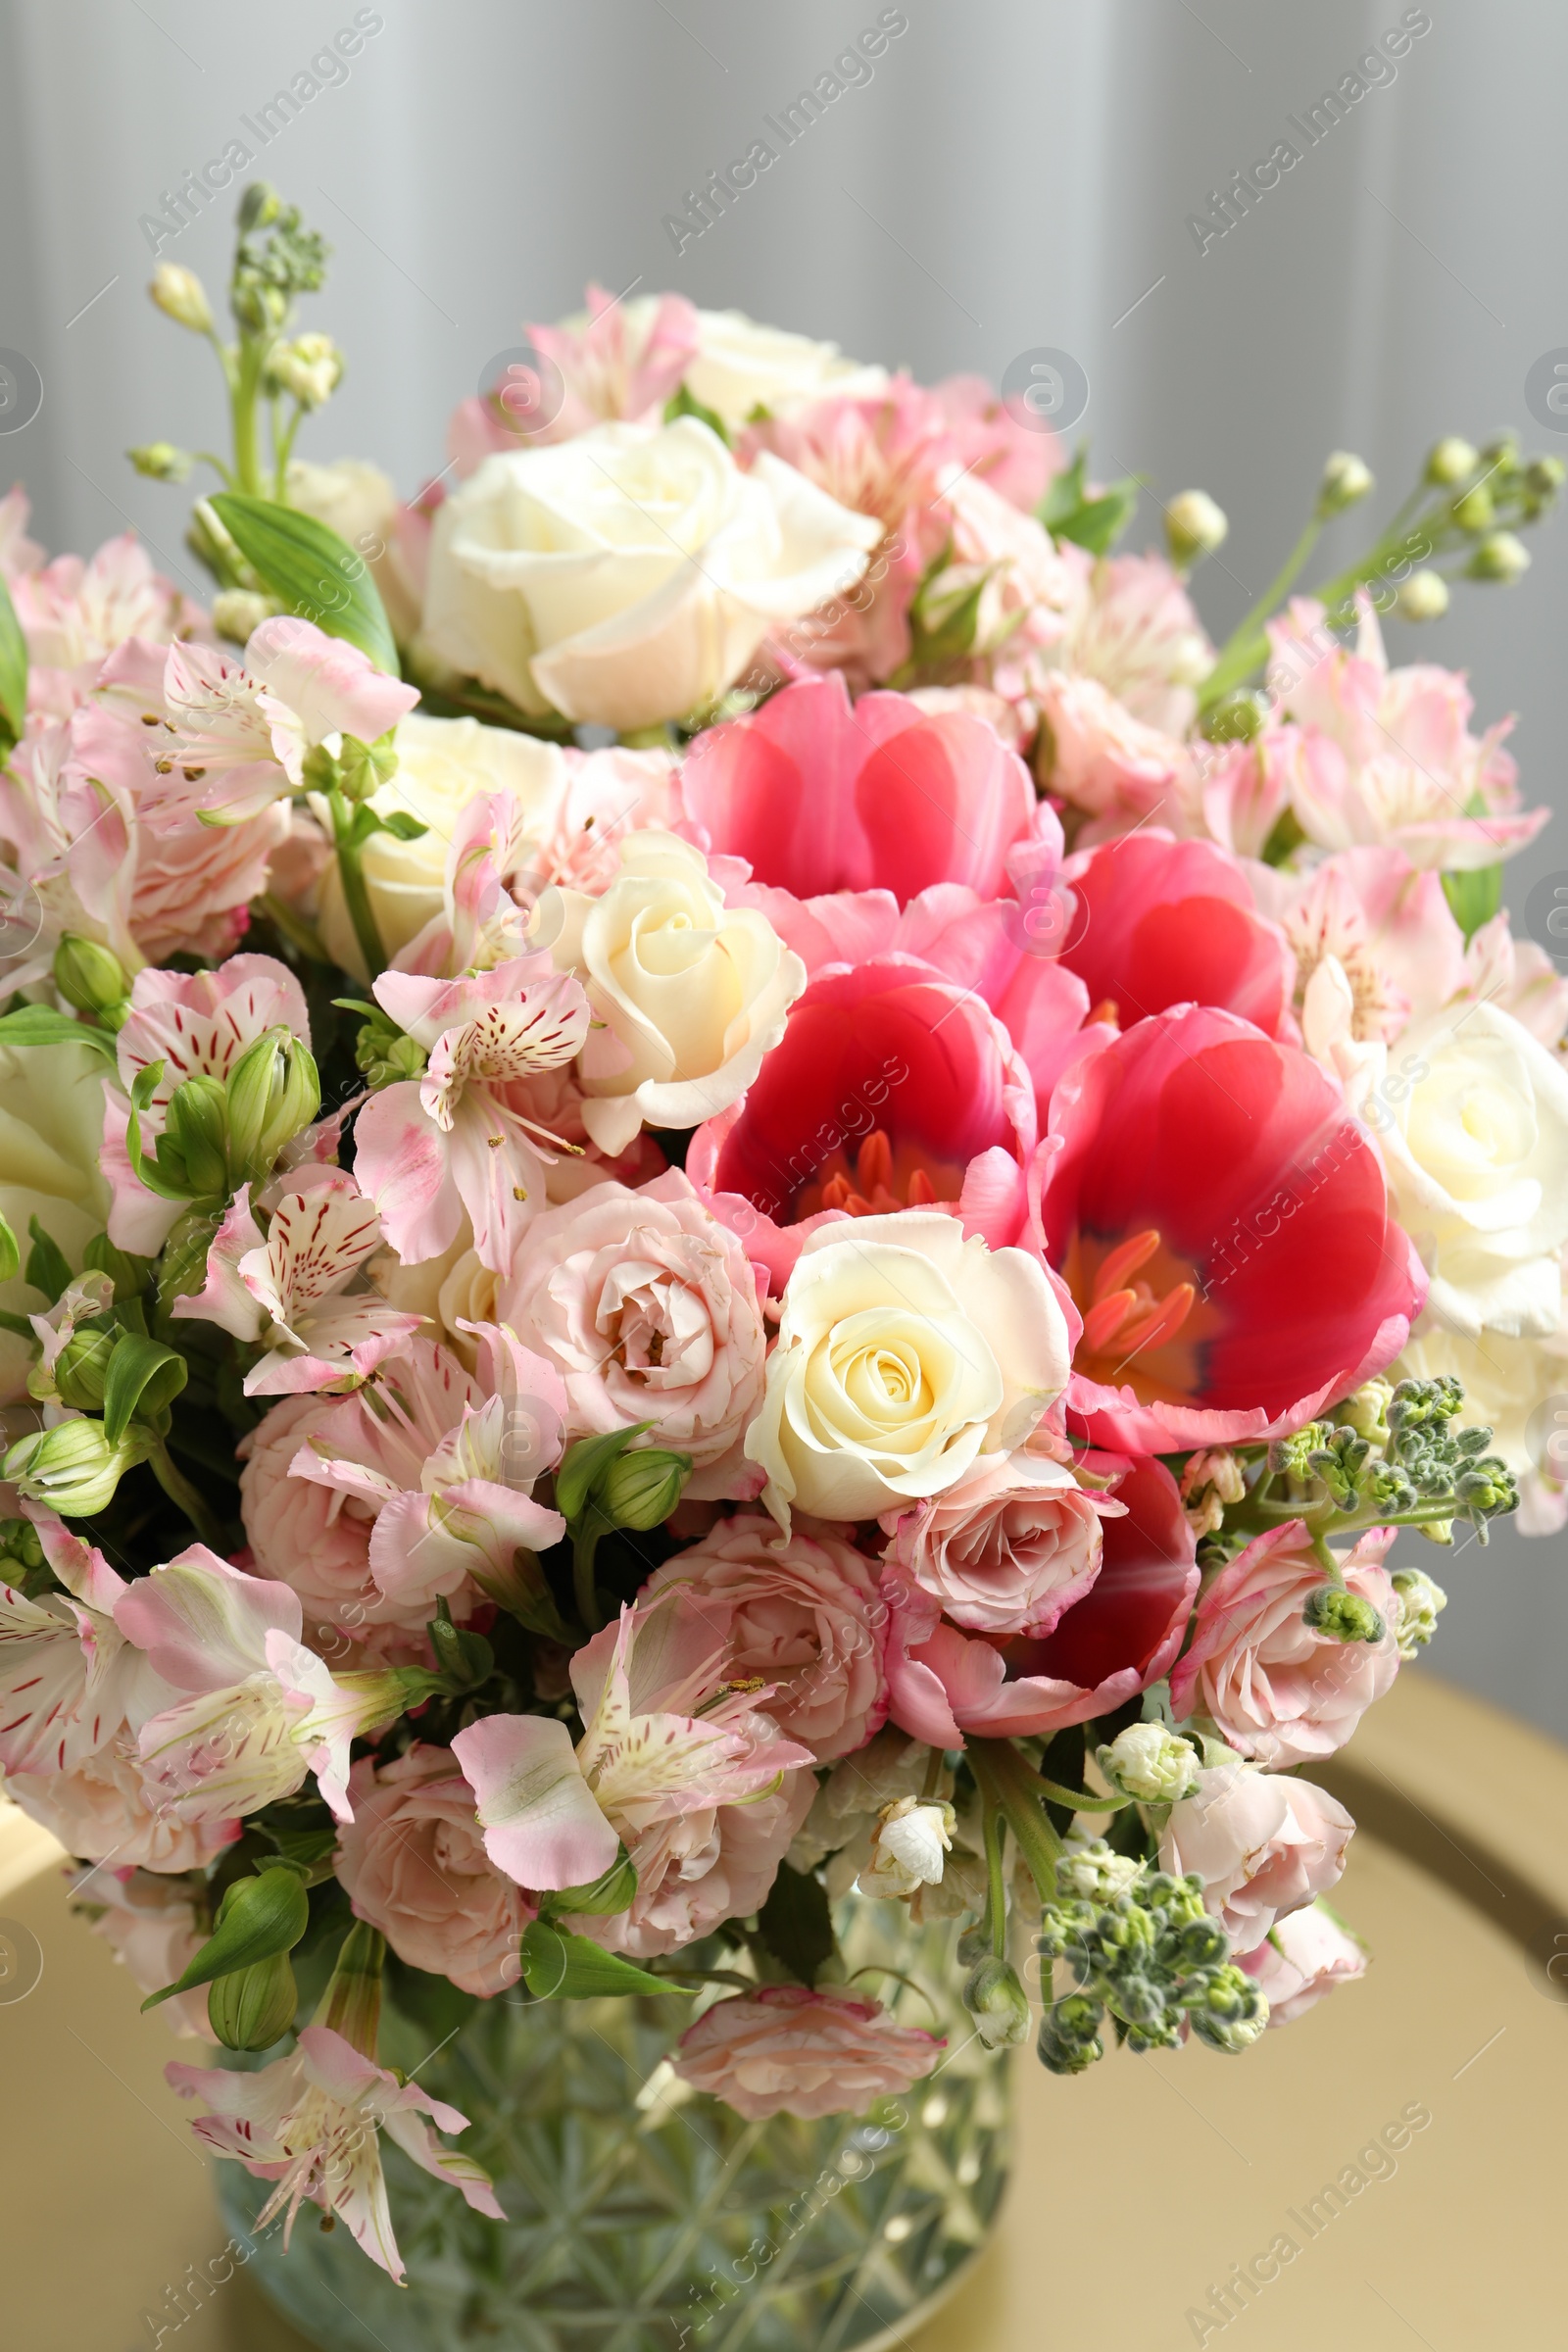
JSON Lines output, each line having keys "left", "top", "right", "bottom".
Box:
{"left": 678, "top": 672, "right": 1053, "bottom": 905}
{"left": 1058, "top": 552, "right": 1215, "bottom": 737}
{"left": 673, "top": 1985, "right": 942, "bottom": 2121}
{"left": 1172, "top": 1523, "right": 1400, "bottom": 1766}
{"left": 497, "top": 1170, "right": 769, "bottom": 1499}
{"left": 172, "top": 1168, "right": 424, "bottom": 1395}
{"left": 274, "top": 1327, "right": 566, "bottom": 1638}
{"left": 1267, "top": 593, "right": 1545, "bottom": 870}
{"left": 1030, "top": 670, "right": 1194, "bottom": 841}
{"left": 879, "top": 1446, "right": 1114, "bottom": 1638}
{"left": 334, "top": 1746, "right": 535, "bottom": 1997}
{"left": 351, "top": 953, "right": 592, "bottom": 1271}
{"left": 1058, "top": 832, "right": 1296, "bottom": 1038}
{"left": 881, "top": 1452, "right": 1196, "bottom": 1741}
{"left": 169, "top": 2026, "right": 503, "bottom": 2281}
{"left": 452, "top": 1593, "right": 812, "bottom": 1953}
{"left": 4, "top": 1738, "right": 238, "bottom": 1872}
{"left": 643, "top": 1514, "right": 889, "bottom": 1761}
{"left": 1039, "top": 1004, "right": 1425, "bottom": 1453}
{"left": 1237, "top": 1898, "right": 1369, "bottom": 2026}
{"left": 1159, "top": 1763, "right": 1353, "bottom": 1952}
{"left": 744, "top": 1211, "right": 1070, "bottom": 1530}
{"left": 8, "top": 528, "right": 206, "bottom": 717}
{"left": 0, "top": 1511, "right": 170, "bottom": 1776}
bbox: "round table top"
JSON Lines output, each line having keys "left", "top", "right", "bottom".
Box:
{"left": 2, "top": 1666, "right": 1563, "bottom": 2351}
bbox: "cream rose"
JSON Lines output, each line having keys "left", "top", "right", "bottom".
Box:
{"left": 1370, "top": 1001, "right": 1568, "bottom": 1338}
{"left": 684, "top": 308, "right": 889, "bottom": 426}
{"left": 746, "top": 1211, "right": 1071, "bottom": 1528}
{"left": 0, "top": 1039, "right": 113, "bottom": 1401}
{"left": 420, "top": 416, "right": 881, "bottom": 729}
{"left": 533, "top": 830, "right": 806, "bottom": 1154}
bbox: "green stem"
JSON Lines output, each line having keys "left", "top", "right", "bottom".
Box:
{"left": 258, "top": 889, "right": 330, "bottom": 964}
{"left": 1034, "top": 1778, "right": 1136, "bottom": 1814}
{"left": 228, "top": 334, "right": 271, "bottom": 496}
{"left": 572, "top": 1519, "right": 604, "bottom": 1634}
{"left": 147, "top": 1438, "right": 225, "bottom": 1550}
{"left": 1199, "top": 513, "right": 1324, "bottom": 710}
{"left": 328, "top": 787, "right": 386, "bottom": 978}
{"left": 983, "top": 1798, "right": 1007, "bottom": 1961}
{"left": 969, "top": 1740, "right": 1062, "bottom": 1903}
{"left": 272, "top": 401, "right": 306, "bottom": 501}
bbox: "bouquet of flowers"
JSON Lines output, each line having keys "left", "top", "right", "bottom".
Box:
{"left": 1, "top": 184, "right": 1562, "bottom": 2295}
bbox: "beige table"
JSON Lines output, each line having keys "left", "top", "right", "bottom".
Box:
{"left": 2, "top": 1669, "right": 1563, "bottom": 2350}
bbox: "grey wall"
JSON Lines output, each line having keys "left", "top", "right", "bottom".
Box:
{"left": 1, "top": 0, "right": 1564, "bottom": 1732}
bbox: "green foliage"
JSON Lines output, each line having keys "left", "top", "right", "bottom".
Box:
{"left": 210, "top": 493, "right": 399, "bottom": 673}
{"left": 143, "top": 1867, "right": 310, "bottom": 2012}
{"left": 1039, "top": 446, "right": 1141, "bottom": 555}
{"left": 757, "top": 1860, "right": 835, "bottom": 1988}
{"left": 1442, "top": 862, "right": 1503, "bottom": 942}
{"left": 517, "top": 1921, "right": 689, "bottom": 2001}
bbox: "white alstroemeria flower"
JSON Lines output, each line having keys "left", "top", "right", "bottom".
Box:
{"left": 171, "top": 1168, "right": 424, "bottom": 1396}
{"left": 0, "top": 1512, "right": 172, "bottom": 1775}
{"left": 169, "top": 2026, "right": 503, "bottom": 2282}
{"left": 856, "top": 1795, "right": 956, "bottom": 1901}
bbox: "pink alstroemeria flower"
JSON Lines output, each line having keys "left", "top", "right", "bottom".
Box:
{"left": 0, "top": 1510, "right": 172, "bottom": 1775}
{"left": 172, "top": 1168, "right": 425, "bottom": 1395}
{"left": 169, "top": 2025, "right": 503, "bottom": 2281}
{"left": 448, "top": 282, "right": 699, "bottom": 472}
{"left": 351, "top": 954, "right": 593, "bottom": 1270}
{"left": 9, "top": 529, "right": 207, "bottom": 718}
{"left": 102, "top": 952, "right": 312, "bottom": 1256}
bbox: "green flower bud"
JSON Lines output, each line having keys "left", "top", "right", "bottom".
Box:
{"left": 1524, "top": 455, "right": 1566, "bottom": 499}
{"left": 3, "top": 1417, "right": 145, "bottom": 1516}
{"left": 1302, "top": 1586, "right": 1386, "bottom": 1644}
{"left": 1097, "top": 1722, "right": 1200, "bottom": 1803}
{"left": 1037, "top": 1994, "right": 1104, "bottom": 2076}
{"left": 148, "top": 262, "right": 213, "bottom": 334}
{"left": 49, "top": 1325, "right": 120, "bottom": 1413}
{"left": 165, "top": 1076, "right": 231, "bottom": 1200}
{"left": 1185, "top": 1963, "right": 1268, "bottom": 2052}
{"left": 597, "top": 1446, "right": 692, "bottom": 1533}
{"left": 1450, "top": 484, "right": 1495, "bottom": 533}
{"left": 427, "top": 1604, "right": 494, "bottom": 1692}
{"left": 208, "top": 1950, "right": 299, "bottom": 2051}
{"left": 53, "top": 934, "right": 130, "bottom": 1027}
{"left": 224, "top": 1028, "right": 320, "bottom": 1183}
{"left": 962, "top": 1955, "right": 1032, "bottom": 2049}
{"left": 1478, "top": 434, "right": 1520, "bottom": 473}
{"left": 1395, "top": 568, "right": 1449, "bottom": 622}
{"left": 1198, "top": 690, "right": 1268, "bottom": 745}
{"left": 1391, "top": 1567, "right": 1447, "bottom": 1658}
{"left": 0, "top": 1514, "right": 45, "bottom": 1573}
{"left": 1164, "top": 488, "right": 1228, "bottom": 569}
{"left": 267, "top": 331, "right": 343, "bottom": 411}
{"left": 354, "top": 1013, "right": 426, "bottom": 1092}
{"left": 1425, "top": 436, "right": 1478, "bottom": 486}
{"left": 1318, "top": 452, "right": 1373, "bottom": 514}
{"left": 1466, "top": 531, "right": 1531, "bottom": 583}
{"left": 1338, "top": 1378, "right": 1394, "bottom": 1446}
{"left": 336, "top": 732, "right": 400, "bottom": 805}
{"left": 126, "top": 442, "right": 193, "bottom": 484}
{"left": 237, "top": 181, "right": 281, "bottom": 232}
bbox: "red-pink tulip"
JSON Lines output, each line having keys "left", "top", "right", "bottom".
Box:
{"left": 1060, "top": 831, "right": 1296, "bottom": 1038}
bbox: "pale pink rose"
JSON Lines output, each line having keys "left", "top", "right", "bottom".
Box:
{"left": 1062, "top": 552, "right": 1214, "bottom": 735}
{"left": 236, "top": 1392, "right": 405, "bottom": 1657}
{"left": 85, "top": 1867, "right": 217, "bottom": 2039}
{"left": 644, "top": 1514, "right": 888, "bottom": 1760}
{"left": 334, "top": 1746, "right": 534, "bottom": 1997}
{"left": 1171, "top": 1522, "right": 1399, "bottom": 1767}
{"left": 937, "top": 465, "right": 1080, "bottom": 662}
{"left": 497, "top": 1170, "right": 768, "bottom": 1498}
{"left": 673, "top": 1984, "right": 942, "bottom": 2121}
{"left": 879, "top": 1447, "right": 1109, "bottom": 1638}
{"left": 612, "top": 1770, "right": 815, "bottom": 1958}
{"left": 1159, "top": 1765, "right": 1352, "bottom": 1948}
{"left": 1238, "top": 1899, "right": 1368, "bottom": 2023}
{"left": 5, "top": 1739, "right": 240, "bottom": 1872}
{"left": 1034, "top": 669, "right": 1194, "bottom": 837}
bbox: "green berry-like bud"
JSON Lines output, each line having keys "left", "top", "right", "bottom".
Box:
{"left": 53, "top": 934, "right": 130, "bottom": 1027}
{"left": 1524, "top": 455, "right": 1566, "bottom": 499}
{"left": 1164, "top": 488, "right": 1228, "bottom": 569}
{"left": 237, "top": 181, "right": 281, "bottom": 232}
{"left": 207, "top": 1950, "right": 299, "bottom": 2052}
{"left": 149, "top": 262, "right": 213, "bottom": 334}
{"left": 3, "top": 1417, "right": 146, "bottom": 1516}
{"left": 1037, "top": 1994, "right": 1103, "bottom": 2076}
{"left": 224, "top": 1028, "right": 320, "bottom": 1184}
{"left": 126, "top": 442, "right": 194, "bottom": 484}
{"left": 1198, "top": 690, "right": 1268, "bottom": 745}
{"left": 1338, "top": 1378, "right": 1394, "bottom": 1446}
{"left": 1466, "top": 531, "right": 1531, "bottom": 583}
{"left": 1395, "top": 568, "right": 1449, "bottom": 621}
{"left": 1318, "top": 452, "right": 1373, "bottom": 514}
{"left": 1098, "top": 1722, "right": 1200, "bottom": 1803}
{"left": 1450, "top": 484, "right": 1495, "bottom": 533}
{"left": 1425, "top": 436, "right": 1478, "bottom": 486}
{"left": 1186, "top": 1963, "right": 1268, "bottom": 2052}
{"left": 1303, "top": 1586, "right": 1387, "bottom": 1644}
{"left": 962, "top": 1955, "right": 1032, "bottom": 2049}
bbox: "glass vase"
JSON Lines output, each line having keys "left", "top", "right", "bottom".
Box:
{"left": 221, "top": 1897, "right": 1011, "bottom": 2352}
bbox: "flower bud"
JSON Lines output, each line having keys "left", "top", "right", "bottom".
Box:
{"left": 212, "top": 589, "right": 278, "bottom": 646}
{"left": 3, "top": 1417, "right": 144, "bottom": 1516}
{"left": 1097, "top": 1722, "right": 1200, "bottom": 1804}
{"left": 0, "top": 1514, "right": 45, "bottom": 1575}
{"left": 53, "top": 934, "right": 130, "bottom": 1028}
{"left": 336, "top": 732, "right": 400, "bottom": 805}
{"left": 1425, "top": 436, "right": 1478, "bottom": 486}
{"left": 1395, "top": 568, "right": 1449, "bottom": 621}
{"left": 268, "top": 331, "right": 344, "bottom": 410}
{"left": 597, "top": 1445, "right": 692, "bottom": 1532}
{"left": 149, "top": 262, "right": 213, "bottom": 334}
{"left": 126, "top": 442, "right": 193, "bottom": 483}
{"left": 50, "top": 1325, "right": 120, "bottom": 1413}
{"left": 224, "top": 1028, "right": 320, "bottom": 1183}
{"left": 1302, "top": 1585, "right": 1386, "bottom": 1644}
{"left": 1479, "top": 433, "right": 1520, "bottom": 474}
{"left": 1057, "top": 1837, "right": 1144, "bottom": 1902}
{"left": 1185, "top": 1963, "right": 1268, "bottom": 2052}
{"left": 1037, "top": 1993, "right": 1103, "bottom": 2075}
{"left": 208, "top": 1950, "right": 299, "bottom": 2052}
{"left": 1164, "top": 489, "right": 1228, "bottom": 569}
{"left": 166, "top": 1076, "right": 231, "bottom": 1199}
{"left": 1466, "top": 532, "right": 1531, "bottom": 583}
{"left": 963, "top": 1954, "right": 1032, "bottom": 2049}
{"left": 1339, "top": 1377, "right": 1394, "bottom": 1446}
{"left": 1524, "top": 455, "right": 1566, "bottom": 500}
{"left": 1450, "top": 484, "right": 1494, "bottom": 533}
{"left": 1197, "top": 691, "right": 1268, "bottom": 746}
{"left": 856, "top": 1796, "right": 956, "bottom": 1900}
{"left": 237, "top": 181, "right": 281, "bottom": 232}
{"left": 1390, "top": 1567, "right": 1447, "bottom": 1657}
{"left": 1318, "top": 452, "right": 1373, "bottom": 514}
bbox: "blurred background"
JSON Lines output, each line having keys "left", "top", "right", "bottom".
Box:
{"left": 0, "top": 0, "right": 1563, "bottom": 1730}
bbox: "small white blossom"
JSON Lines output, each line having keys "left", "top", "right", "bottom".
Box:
{"left": 1058, "top": 1836, "right": 1144, "bottom": 1902}
{"left": 1392, "top": 1568, "right": 1448, "bottom": 1658}
{"left": 1098, "top": 1721, "right": 1200, "bottom": 1804}
{"left": 856, "top": 1795, "right": 955, "bottom": 1901}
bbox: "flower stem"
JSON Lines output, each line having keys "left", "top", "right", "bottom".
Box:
{"left": 147, "top": 1439, "right": 225, "bottom": 1551}
{"left": 1199, "top": 514, "right": 1324, "bottom": 710}
{"left": 327, "top": 785, "right": 386, "bottom": 978}
{"left": 983, "top": 1798, "right": 1007, "bottom": 1960}
{"left": 969, "top": 1740, "right": 1062, "bottom": 1903}
{"left": 572, "top": 1519, "right": 604, "bottom": 1635}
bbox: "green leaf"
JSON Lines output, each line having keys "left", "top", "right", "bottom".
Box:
{"left": 757, "top": 1860, "right": 834, "bottom": 1987}
{"left": 517, "top": 1920, "right": 689, "bottom": 2001}
{"left": 0, "top": 568, "right": 26, "bottom": 750}
{"left": 0, "top": 1006, "right": 117, "bottom": 1064}
{"left": 555, "top": 1422, "right": 655, "bottom": 1523}
{"left": 375, "top": 809, "right": 428, "bottom": 841}
{"left": 544, "top": 1848, "right": 639, "bottom": 1919}
{"left": 1442, "top": 863, "right": 1503, "bottom": 943}
{"left": 142, "top": 1867, "right": 310, "bottom": 2010}
{"left": 663, "top": 381, "right": 731, "bottom": 447}
{"left": 0, "top": 1211, "right": 18, "bottom": 1288}
{"left": 24, "top": 1216, "right": 72, "bottom": 1304}
{"left": 1038, "top": 445, "right": 1141, "bottom": 555}
{"left": 81, "top": 1233, "right": 153, "bottom": 1302}
{"left": 102, "top": 1331, "right": 188, "bottom": 1446}
{"left": 209, "top": 492, "right": 399, "bottom": 674}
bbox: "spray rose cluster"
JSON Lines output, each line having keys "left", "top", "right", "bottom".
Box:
{"left": 0, "top": 183, "right": 1555, "bottom": 2282}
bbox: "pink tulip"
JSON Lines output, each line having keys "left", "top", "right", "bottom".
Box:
{"left": 1059, "top": 832, "right": 1296, "bottom": 1038}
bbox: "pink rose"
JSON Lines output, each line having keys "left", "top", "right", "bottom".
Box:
{"left": 1238, "top": 1899, "right": 1368, "bottom": 2023}
{"left": 497, "top": 1171, "right": 768, "bottom": 1499}
{"left": 1171, "top": 1522, "right": 1400, "bottom": 1767}
{"left": 673, "top": 1984, "right": 942, "bottom": 2121}
{"left": 1159, "top": 1764, "right": 1352, "bottom": 1949}
{"left": 880, "top": 1447, "right": 1109, "bottom": 1637}
{"left": 334, "top": 1746, "right": 534, "bottom": 1997}
{"left": 5, "top": 1740, "right": 239, "bottom": 1873}
{"left": 238, "top": 1392, "right": 396, "bottom": 1655}
{"left": 611, "top": 1770, "right": 816, "bottom": 1959}
{"left": 645, "top": 1515, "right": 888, "bottom": 1760}
{"left": 1033, "top": 670, "right": 1193, "bottom": 836}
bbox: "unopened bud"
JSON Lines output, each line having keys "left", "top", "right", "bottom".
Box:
{"left": 1303, "top": 1585, "right": 1386, "bottom": 1644}
{"left": 212, "top": 589, "right": 278, "bottom": 646}
{"left": 166, "top": 1076, "right": 231, "bottom": 1199}
{"left": 149, "top": 262, "right": 213, "bottom": 334}
{"left": 1450, "top": 484, "right": 1494, "bottom": 533}
{"left": 224, "top": 1028, "right": 320, "bottom": 1183}
{"left": 856, "top": 1796, "right": 956, "bottom": 1900}
{"left": 268, "top": 331, "right": 343, "bottom": 410}
{"left": 50, "top": 1326, "right": 120, "bottom": 1413}
{"left": 1164, "top": 488, "right": 1228, "bottom": 570}
{"left": 336, "top": 732, "right": 400, "bottom": 805}
{"left": 962, "top": 1955, "right": 1032, "bottom": 2049}
{"left": 1318, "top": 452, "right": 1373, "bottom": 514}
{"left": 1037, "top": 1993, "right": 1103, "bottom": 2075}
{"left": 1338, "top": 1378, "right": 1394, "bottom": 1446}
{"left": 598, "top": 1446, "right": 692, "bottom": 1532}
{"left": 1199, "top": 690, "right": 1268, "bottom": 745}
{"left": 237, "top": 181, "right": 281, "bottom": 232}
{"left": 1098, "top": 1722, "right": 1200, "bottom": 1804}
{"left": 53, "top": 934, "right": 130, "bottom": 1028}
{"left": 1057, "top": 1837, "right": 1144, "bottom": 1902}
{"left": 1524, "top": 455, "right": 1566, "bottom": 500}
{"left": 208, "top": 1950, "right": 299, "bottom": 2052}
{"left": 126, "top": 441, "right": 193, "bottom": 483}
{"left": 1391, "top": 1567, "right": 1447, "bottom": 1657}
{"left": 1186, "top": 1963, "right": 1268, "bottom": 2052}
{"left": 1467, "top": 532, "right": 1531, "bottom": 583}
{"left": 1395, "top": 568, "right": 1449, "bottom": 621}
{"left": 3, "top": 1417, "right": 144, "bottom": 1516}
{"left": 1425, "top": 436, "right": 1478, "bottom": 486}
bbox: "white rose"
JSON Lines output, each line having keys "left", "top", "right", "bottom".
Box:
{"left": 1371, "top": 1002, "right": 1568, "bottom": 1339}
{"left": 420, "top": 416, "right": 880, "bottom": 730}
{"left": 0, "top": 1041, "right": 113, "bottom": 1402}
{"left": 532, "top": 830, "right": 805, "bottom": 1155}
{"left": 746, "top": 1211, "right": 1071, "bottom": 1528}
{"left": 684, "top": 308, "right": 889, "bottom": 426}
{"left": 285, "top": 457, "right": 419, "bottom": 641}
{"left": 317, "top": 710, "right": 569, "bottom": 976}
